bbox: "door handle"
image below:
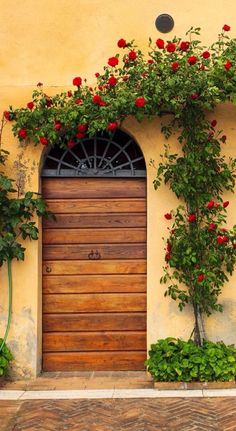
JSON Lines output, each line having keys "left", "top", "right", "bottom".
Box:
{"left": 45, "top": 266, "right": 52, "bottom": 273}
{"left": 88, "top": 250, "right": 101, "bottom": 260}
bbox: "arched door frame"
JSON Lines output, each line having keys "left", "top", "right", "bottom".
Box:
{"left": 39, "top": 127, "right": 148, "bottom": 372}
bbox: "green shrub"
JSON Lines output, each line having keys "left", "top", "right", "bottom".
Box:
{"left": 0, "top": 339, "right": 13, "bottom": 377}
{"left": 145, "top": 338, "right": 236, "bottom": 382}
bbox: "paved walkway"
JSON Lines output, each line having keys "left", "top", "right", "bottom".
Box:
{"left": 2, "top": 397, "right": 236, "bottom": 430}
{"left": 1, "top": 373, "right": 236, "bottom": 430}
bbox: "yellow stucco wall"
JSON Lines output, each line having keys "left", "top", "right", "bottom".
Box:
{"left": 0, "top": 0, "right": 236, "bottom": 377}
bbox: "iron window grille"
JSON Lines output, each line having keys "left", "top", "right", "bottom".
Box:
{"left": 41, "top": 129, "right": 146, "bottom": 177}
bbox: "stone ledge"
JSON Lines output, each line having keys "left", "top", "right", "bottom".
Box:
{"left": 153, "top": 381, "right": 236, "bottom": 390}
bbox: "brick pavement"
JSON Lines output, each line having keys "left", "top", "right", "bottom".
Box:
{"left": 2, "top": 397, "right": 236, "bottom": 431}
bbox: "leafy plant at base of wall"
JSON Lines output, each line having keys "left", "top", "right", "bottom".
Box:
{"left": 145, "top": 338, "right": 236, "bottom": 382}
{"left": 0, "top": 121, "right": 52, "bottom": 366}
{"left": 4, "top": 25, "right": 236, "bottom": 346}
{"left": 0, "top": 338, "right": 13, "bottom": 377}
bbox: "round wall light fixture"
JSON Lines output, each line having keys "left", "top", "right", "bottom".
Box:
{"left": 155, "top": 14, "right": 174, "bottom": 33}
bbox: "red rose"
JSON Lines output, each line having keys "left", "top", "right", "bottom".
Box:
{"left": 4, "top": 111, "right": 11, "bottom": 121}
{"left": 95, "top": 72, "right": 100, "bottom": 78}
{"left": 221, "top": 135, "right": 227, "bottom": 143}
{"left": 148, "top": 59, "right": 154, "bottom": 64}
{"left": 78, "top": 124, "right": 87, "bottom": 133}
{"left": 75, "top": 98, "right": 83, "bottom": 105}
{"left": 224, "top": 60, "right": 232, "bottom": 70}
{"left": 171, "top": 61, "right": 179, "bottom": 72}
{"left": 207, "top": 200, "right": 215, "bottom": 209}
{"left": 202, "top": 51, "right": 210, "bottom": 59}
{"left": 135, "top": 97, "right": 146, "bottom": 107}
{"left": 73, "top": 77, "right": 82, "bottom": 86}
{"left": 93, "top": 95, "right": 102, "bottom": 105}
{"left": 188, "top": 56, "right": 198, "bottom": 65}
{"left": 209, "top": 223, "right": 217, "bottom": 231}
{"left": 211, "top": 120, "right": 217, "bottom": 127}
{"left": 40, "top": 136, "right": 49, "bottom": 146}
{"left": 108, "top": 76, "right": 118, "bottom": 87}
{"left": 233, "top": 243, "right": 236, "bottom": 249}
{"left": 217, "top": 235, "right": 228, "bottom": 244}
{"left": 164, "top": 213, "right": 172, "bottom": 220}
{"left": 223, "top": 201, "right": 229, "bottom": 208}
{"left": 67, "top": 91, "right": 72, "bottom": 97}
{"left": 179, "top": 41, "right": 190, "bottom": 51}
{"left": 123, "top": 75, "right": 129, "bottom": 82}
{"left": 117, "top": 38, "right": 126, "bottom": 48}
{"left": 128, "top": 50, "right": 137, "bottom": 61}
{"left": 166, "top": 42, "right": 176, "bottom": 53}
{"left": 167, "top": 242, "right": 172, "bottom": 252}
{"left": 156, "top": 38, "right": 164, "bottom": 49}
{"left": 108, "top": 56, "right": 119, "bottom": 67}
{"left": 100, "top": 101, "right": 107, "bottom": 107}
{"left": 27, "top": 101, "right": 34, "bottom": 110}
{"left": 197, "top": 274, "right": 204, "bottom": 282}
{"left": 18, "top": 128, "right": 27, "bottom": 139}
{"left": 165, "top": 252, "right": 171, "bottom": 262}
{"left": 55, "top": 121, "right": 62, "bottom": 130}
{"left": 76, "top": 132, "right": 85, "bottom": 139}
{"left": 223, "top": 24, "right": 230, "bottom": 31}
{"left": 188, "top": 213, "right": 196, "bottom": 222}
{"left": 107, "top": 121, "right": 118, "bottom": 131}
{"left": 67, "top": 140, "right": 76, "bottom": 149}
{"left": 191, "top": 93, "right": 199, "bottom": 100}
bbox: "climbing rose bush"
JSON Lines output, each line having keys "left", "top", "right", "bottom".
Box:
{"left": 161, "top": 201, "right": 236, "bottom": 316}
{"left": 4, "top": 25, "right": 236, "bottom": 345}
{"left": 4, "top": 26, "right": 236, "bottom": 149}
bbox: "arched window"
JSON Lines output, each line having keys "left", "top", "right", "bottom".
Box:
{"left": 41, "top": 129, "right": 146, "bottom": 177}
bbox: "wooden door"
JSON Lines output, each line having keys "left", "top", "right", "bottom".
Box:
{"left": 42, "top": 177, "right": 147, "bottom": 371}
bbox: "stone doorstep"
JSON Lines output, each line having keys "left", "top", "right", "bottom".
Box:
{"left": 0, "top": 371, "right": 153, "bottom": 391}
{"left": 153, "top": 381, "right": 236, "bottom": 390}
